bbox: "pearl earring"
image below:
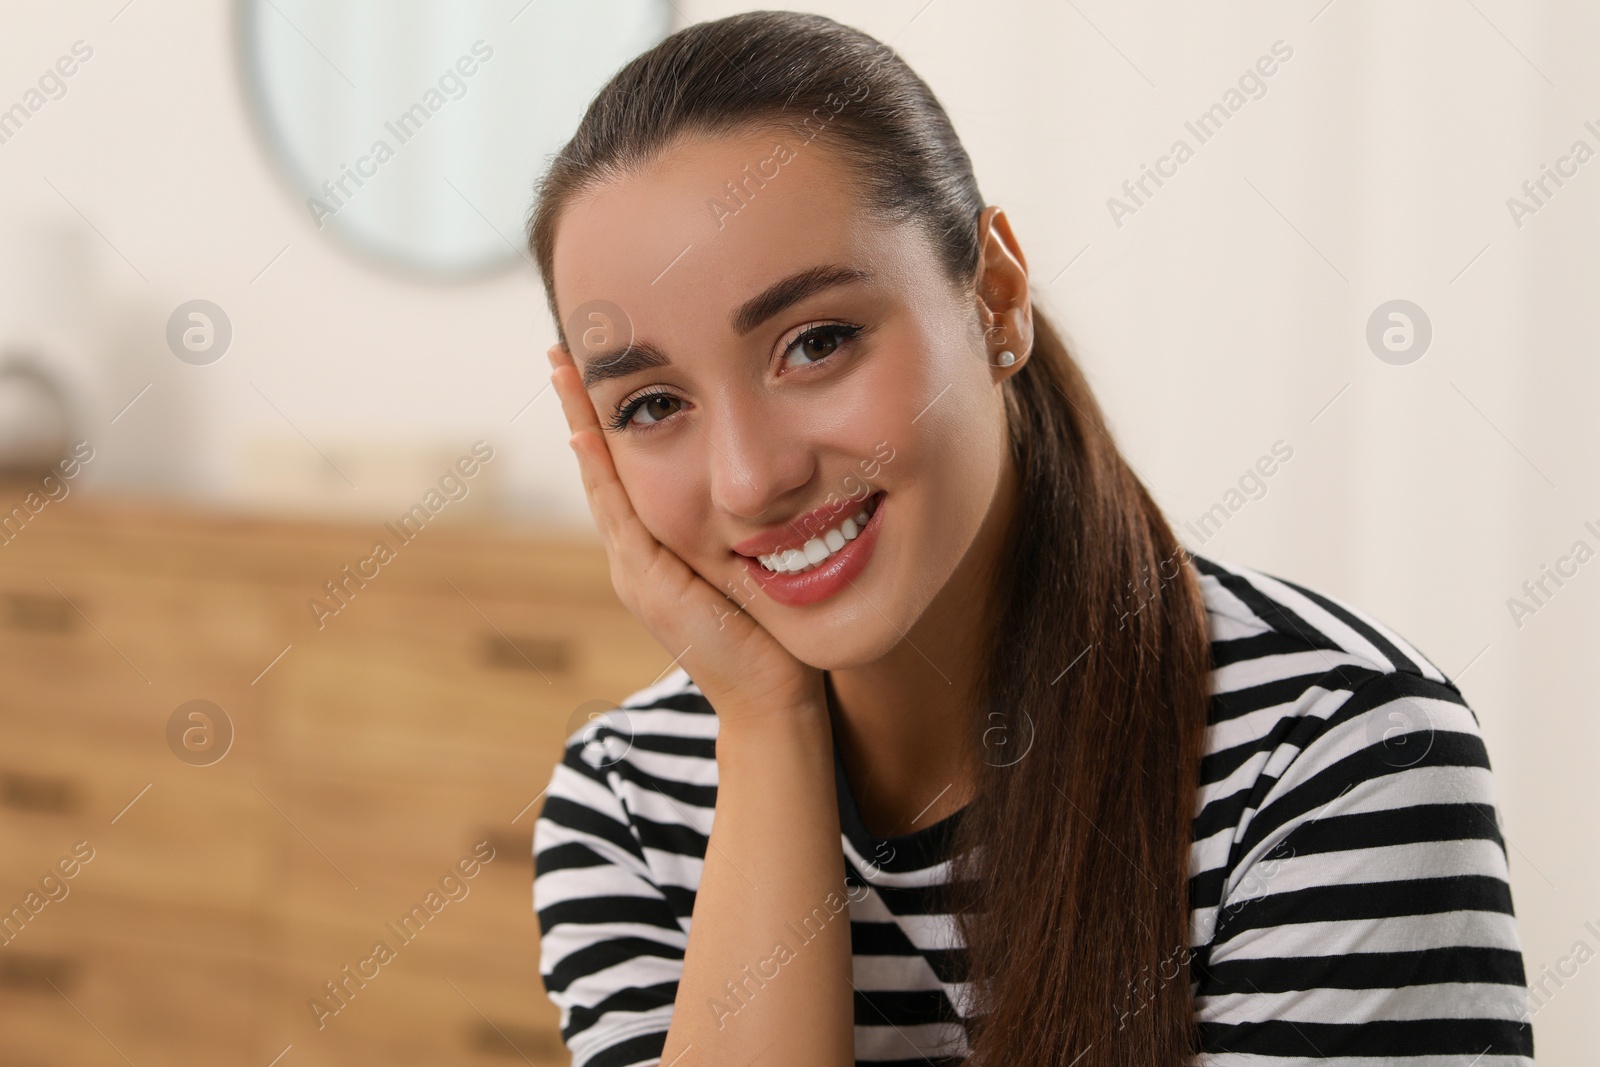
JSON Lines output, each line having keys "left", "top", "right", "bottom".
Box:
{"left": 997, "top": 350, "right": 1017, "bottom": 367}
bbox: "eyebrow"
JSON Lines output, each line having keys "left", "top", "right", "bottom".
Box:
{"left": 576, "top": 264, "right": 874, "bottom": 390}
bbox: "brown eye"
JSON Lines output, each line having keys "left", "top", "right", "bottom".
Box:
{"left": 637, "top": 395, "right": 679, "bottom": 423}
{"left": 783, "top": 323, "right": 862, "bottom": 369}
{"left": 799, "top": 332, "right": 839, "bottom": 360}
{"left": 608, "top": 390, "right": 682, "bottom": 432}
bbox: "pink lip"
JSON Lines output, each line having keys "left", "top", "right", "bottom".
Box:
{"left": 738, "top": 492, "right": 884, "bottom": 607}
{"left": 730, "top": 491, "right": 877, "bottom": 559}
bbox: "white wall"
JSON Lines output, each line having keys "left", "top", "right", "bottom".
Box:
{"left": 2, "top": 0, "right": 1595, "bottom": 1058}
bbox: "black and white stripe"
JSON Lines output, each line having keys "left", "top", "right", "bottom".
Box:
{"left": 533, "top": 554, "right": 1535, "bottom": 1065}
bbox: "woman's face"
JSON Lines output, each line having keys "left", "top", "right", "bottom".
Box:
{"left": 550, "top": 127, "right": 1028, "bottom": 670}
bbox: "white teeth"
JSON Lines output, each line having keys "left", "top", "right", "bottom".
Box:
{"left": 757, "top": 495, "right": 879, "bottom": 575}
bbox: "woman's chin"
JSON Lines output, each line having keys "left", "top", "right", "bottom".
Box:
{"left": 764, "top": 612, "right": 904, "bottom": 674}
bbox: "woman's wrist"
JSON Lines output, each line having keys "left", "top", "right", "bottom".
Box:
{"left": 713, "top": 696, "right": 833, "bottom": 756}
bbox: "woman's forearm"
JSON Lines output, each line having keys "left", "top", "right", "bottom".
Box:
{"left": 659, "top": 705, "right": 855, "bottom": 1066}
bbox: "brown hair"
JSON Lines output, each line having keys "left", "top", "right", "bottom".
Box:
{"left": 526, "top": 11, "right": 1211, "bottom": 1064}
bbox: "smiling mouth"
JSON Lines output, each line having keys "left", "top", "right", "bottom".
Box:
{"left": 752, "top": 491, "right": 884, "bottom": 576}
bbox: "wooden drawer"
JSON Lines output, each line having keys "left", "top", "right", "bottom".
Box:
{"left": 261, "top": 768, "right": 540, "bottom": 950}
{"left": 0, "top": 878, "right": 273, "bottom": 962}
{"left": 260, "top": 940, "right": 568, "bottom": 1066}
{"left": 0, "top": 908, "right": 273, "bottom": 1067}
{"left": 284, "top": 583, "right": 667, "bottom": 693}
{"left": 0, "top": 740, "right": 277, "bottom": 912}
{"left": 0, "top": 879, "right": 562, "bottom": 1066}
{"left": 0, "top": 568, "right": 288, "bottom": 691}
{"left": 0, "top": 670, "right": 271, "bottom": 763}
{"left": 272, "top": 587, "right": 668, "bottom": 783}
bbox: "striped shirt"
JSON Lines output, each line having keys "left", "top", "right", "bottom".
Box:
{"left": 533, "top": 554, "right": 1536, "bottom": 1065}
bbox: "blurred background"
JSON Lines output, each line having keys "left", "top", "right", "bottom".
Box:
{"left": 1, "top": 0, "right": 1595, "bottom": 1063}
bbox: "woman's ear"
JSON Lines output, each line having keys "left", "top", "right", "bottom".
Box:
{"left": 973, "top": 206, "right": 1034, "bottom": 379}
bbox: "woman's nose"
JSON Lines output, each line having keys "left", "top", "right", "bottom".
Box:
{"left": 703, "top": 399, "right": 814, "bottom": 521}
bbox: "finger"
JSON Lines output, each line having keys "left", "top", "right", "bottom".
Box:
{"left": 546, "top": 341, "right": 576, "bottom": 376}
{"left": 552, "top": 366, "right": 620, "bottom": 543}
{"left": 546, "top": 359, "right": 671, "bottom": 584}
{"left": 546, "top": 343, "right": 592, "bottom": 437}
{"left": 566, "top": 412, "right": 666, "bottom": 578}
{"left": 545, "top": 344, "right": 625, "bottom": 548}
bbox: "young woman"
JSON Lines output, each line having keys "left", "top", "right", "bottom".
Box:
{"left": 529, "top": 11, "right": 1534, "bottom": 1066}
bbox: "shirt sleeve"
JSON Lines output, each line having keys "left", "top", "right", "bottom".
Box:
{"left": 533, "top": 736, "right": 685, "bottom": 1067}
{"left": 1192, "top": 671, "right": 1536, "bottom": 1064}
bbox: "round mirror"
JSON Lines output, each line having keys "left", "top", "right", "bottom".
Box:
{"left": 236, "top": 0, "right": 673, "bottom": 279}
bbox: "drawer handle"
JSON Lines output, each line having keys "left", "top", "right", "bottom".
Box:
{"left": 0, "top": 771, "right": 82, "bottom": 815}
{"left": 466, "top": 1018, "right": 562, "bottom": 1058}
{"left": 0, "top": 952, "right": 81, "bottom": 993}
{"left": 476, "top": 828, "right": 529, "bottom": 867}
{"left": 3, "top": 594, "right": 75, "bottom": 633}
{"left": 481, "top": 633, "right": 572, "bottom": 673}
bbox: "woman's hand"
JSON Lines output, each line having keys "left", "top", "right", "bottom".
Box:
{"left": 545, "top": 344, "right": 826, "bottom": 725}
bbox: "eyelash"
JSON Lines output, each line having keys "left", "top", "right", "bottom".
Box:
{"left": 605, "top": 322, "right": 865, "bottom": 434}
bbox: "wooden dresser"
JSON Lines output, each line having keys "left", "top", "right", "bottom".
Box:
{"left": 0, "top": 489, "right": 666, "bottom": 1066}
